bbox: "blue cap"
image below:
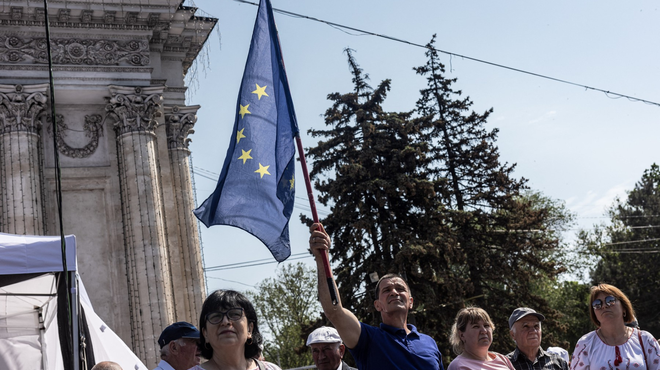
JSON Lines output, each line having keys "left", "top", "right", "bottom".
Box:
{"left": 158, "top": 322, "right": 200, "bottom": 348}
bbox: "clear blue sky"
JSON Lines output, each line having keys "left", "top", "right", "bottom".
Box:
{"left": 184, "top": 0, "right": 660, "bottom": 293}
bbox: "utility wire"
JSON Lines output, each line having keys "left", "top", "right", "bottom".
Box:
{"left": 206, "top": 276, "right": 258, "bottom": 288}
{"left": 205, "top": 252, "right": 309, "bottom": 271}
{"left": 205, "top": 253, "right": 313, "bottom": 271}
{"left": 231, "top": 0, "right": 659, "bottom": 108}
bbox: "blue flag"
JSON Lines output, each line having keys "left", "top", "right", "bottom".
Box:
{"left": 194, "top": 0, "right": 299, "bottom": 262}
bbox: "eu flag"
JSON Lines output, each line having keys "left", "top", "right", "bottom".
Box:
{"left": 194, "top": 0, "right": 298, "bottom": 262}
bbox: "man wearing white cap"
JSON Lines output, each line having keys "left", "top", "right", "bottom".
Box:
{"left": 506, "top": 308, "right": 568, "bottom": 370}
{"left": 307, "top": 326, "right": 356, "bottom": 370}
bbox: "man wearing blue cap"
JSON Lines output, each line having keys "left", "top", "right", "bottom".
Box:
{"left": 153, "top": 322, "right": 202, "bottom": 370}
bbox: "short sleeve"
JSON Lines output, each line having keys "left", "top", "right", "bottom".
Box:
{"left": 640, "top": 330, "right": 660, "bottom": 370}
{"left": 571, "top": 332, "right": 594, "bottom": 370}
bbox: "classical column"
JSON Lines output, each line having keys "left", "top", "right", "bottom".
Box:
{"left": 164, "top": 104, "right": 206, "bottom": 325}
{"left": 106, "top": 85, "right": 174, "bottom": 367}
{"left": 0, "top": 84, "right": 48, "bottom": 235}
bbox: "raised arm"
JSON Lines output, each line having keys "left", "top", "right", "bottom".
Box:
{"left": 309, "top": 223, "right": 361, "bottom": 348}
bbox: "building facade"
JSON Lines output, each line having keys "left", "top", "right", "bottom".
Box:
{"left": 0, "top": 1, "right": 216, "bottom": 367}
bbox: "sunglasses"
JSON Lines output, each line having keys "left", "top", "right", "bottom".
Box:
{"left": 207, "top": 308, "right": 244, "bottom": 324}
{"left": 592, "top": 296, "right": 617, "bottom": 310}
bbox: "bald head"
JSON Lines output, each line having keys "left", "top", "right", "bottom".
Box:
{"left": 91, "top": 361, "right": 123, "bottom": 370}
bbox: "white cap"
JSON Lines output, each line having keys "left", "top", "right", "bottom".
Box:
{"left": 306, "top": 326, "right": 342, "bottom": 346}
{"left": 546, "top": 347, "right": 570, "bottom": 363}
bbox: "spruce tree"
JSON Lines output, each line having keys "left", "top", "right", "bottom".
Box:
{"left": 413, "top": 35, "right": 569, "bottom": 353}
{"left": 585, "top": 163, "right": 660, "bottom": 337}
{"left": 305, "top": 42, "right": 571, "bottom": 361}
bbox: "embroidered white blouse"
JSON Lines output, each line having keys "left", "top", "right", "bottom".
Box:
{"left": 571, "top": 329, "right": 660, "bottom": 370}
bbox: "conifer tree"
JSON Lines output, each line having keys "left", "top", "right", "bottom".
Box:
{"left": 583, "top": 163, "right": 660, "bottom": 337}
{"left": 305, "top": 43, "right": 571, "bottom": 360}
{"left": 413, "top": 35, "right": 570, "bottom": 353}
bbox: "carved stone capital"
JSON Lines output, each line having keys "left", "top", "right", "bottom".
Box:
{"left": 164, "top": 105, "right": 199, "bottom": 150}
{"left": 106, "top": 85, "right": 164, "bottom": 136}
{"left": 0, "top": 83, "right": 49, "bottom": 134}
{"left": 46, "top": 113, "right": 104, "bottom": 158}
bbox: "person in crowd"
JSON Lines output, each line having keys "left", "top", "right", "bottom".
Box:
{"left": 546, "top": 347, "right": 570, "bottom": 366}
{"left": 153, "top": 321, "right": 202, "bottom": 370}
{"left": 91, "top": 361, "right": 123, "bottom": 370}
{"left": 190, "top": 289, "right": 281, "bottom": 370}
{"left": 309, "top": 223, "right": 443, "bottom": 370}
{"left": 448, "top": 307, "right": 514, "bottom": 370}
{"left": 306, "top": 326, "right": 357, "bottom": 370}
{"left": 506, "top": 307, "right": 568, "bottom": 370}
{"left": 571, "top": 283, "right": 660, "bottom": 370}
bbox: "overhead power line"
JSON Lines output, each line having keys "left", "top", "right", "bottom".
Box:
{"left": 603, "top": 237, "right": 660, "bottom": 246}
{"left": 205, "top": 252, "right": 312, "bottom": 271}
{"left": 231, "top": 0, "right": 659, "bottom": 108}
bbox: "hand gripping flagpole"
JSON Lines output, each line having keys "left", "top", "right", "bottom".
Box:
{"left": 295, "top": 137, "right": 339, "bottom": 306}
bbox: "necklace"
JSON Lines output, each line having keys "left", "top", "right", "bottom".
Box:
{"left": 598, "top": 328, "right": 630, "bottom": 367}
{"left": 598, "top": 327, "right": 631, "bottom": 346}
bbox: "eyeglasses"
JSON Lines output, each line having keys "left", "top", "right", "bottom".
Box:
{"left": 592, "top": 296, "right": 617, "bottom": 310}
{"left": 206, "top": 308, "right": 244, "bottom": 324}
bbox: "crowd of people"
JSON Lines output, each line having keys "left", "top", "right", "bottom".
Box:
{"left": 92, "top": 224, "right": 660, "bottom": 370}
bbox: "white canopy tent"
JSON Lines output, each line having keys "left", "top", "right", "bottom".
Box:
{"left": 0, "top": 233, "right": 148, "bottom": 370}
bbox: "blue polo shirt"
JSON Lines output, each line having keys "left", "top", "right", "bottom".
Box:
{"left": 348, "top": 321, "right": 443, "bottom": 370}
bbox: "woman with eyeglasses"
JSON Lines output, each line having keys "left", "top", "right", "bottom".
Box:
{"left": 189, "top": 290, "right": 281, "bottom": 370}
{"left": 571, "top": 283, "right": 660, "bottom": 370}
{"left": 447, "top": 307, "right": 515, "bottom": 370}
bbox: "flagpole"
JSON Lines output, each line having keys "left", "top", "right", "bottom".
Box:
{"left": 295, "top": 136, "right": 339, "bottom": 306}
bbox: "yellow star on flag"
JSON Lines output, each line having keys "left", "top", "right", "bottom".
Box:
{"left": 239, "top": 104, "right": 251, "bottom": 119}
{"left": 252, "top": 84, "right": 269, "bottom": 100}
{"left": 236, "top": 128, "right": 246, "bottom": 144}
{"left": 238, "top": 149, "right": 252, "bottom": 164}
{"left": 289, "top": 175, "right": 295, "bottom": 190}
{"left": 255, "top": 163, "right": 271, "bottom": 178}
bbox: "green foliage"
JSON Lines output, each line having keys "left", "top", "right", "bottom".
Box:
{"left": 303, "top": 39, "right": 574, "bottom": 364}
{"left": 580, "top": 163, "right": 660, "bottom": 337}
{"left": 246, "top": 263, "right": 320, "bottom": 369}
{"left": 542, "top": 280, "right": 593, "bottom": 350}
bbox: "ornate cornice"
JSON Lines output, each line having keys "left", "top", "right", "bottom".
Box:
{"left": 0, "top": 19, "right": 154, "bottom": 31}
{"left": 0, "top": 31, "right": 148, "bottom": 41}
{"left": 47, "top": 113, "right": 104, "bottom": 158}
{"left": 0, "top": 65, "right": 152, "bottom": 74}
{"left": 0, "top": 35, "right": 150, "bottom": 66}
{"left": 0, "top": 83, "right": 49, "bottom": 135}
{"left": 164, "top": 105, "right": 198, "bottom": 150}
{"left": 106, "top": 85, "right": 164, "bottom": 136}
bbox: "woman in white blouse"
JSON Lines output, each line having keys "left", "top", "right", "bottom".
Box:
{"left": 571, "top": 284, "right": 660, "bottom": 370}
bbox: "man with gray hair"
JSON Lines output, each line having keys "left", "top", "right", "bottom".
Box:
{"left": 307, "top": 326, "right": 356, "bottom": 370}
{"left": 506, "top": 308, "right": 568, "bottom": 370}
{"left": 153, "top": 322, "right": 201, "bottom": 370}
{"left": 91, "top": 361, "right": 123, "bottom": 370}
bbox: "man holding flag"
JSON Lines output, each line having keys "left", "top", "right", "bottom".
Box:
{"left": 194, "top": 0, "right": 298, "bottom": 264}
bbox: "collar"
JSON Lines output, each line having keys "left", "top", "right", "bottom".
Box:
{"left": 379, "top": 322, "right": 420, "bottom": 337}
{"left": 511, "top": 347, "right": 546, "bottom": 362}
{"left": 156, "top": 360, "right": 176, "bottom": 370}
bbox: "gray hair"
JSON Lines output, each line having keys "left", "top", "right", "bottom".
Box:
{"left": 90, "top": 361, "right": 123, "bottom": 370}
{"left": 160, "top": 338, "right": 189, "bottom": 358}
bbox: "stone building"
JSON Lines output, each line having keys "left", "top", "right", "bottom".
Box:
{"left": 0, "top": 1, "right": 216, "bottom": 367}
